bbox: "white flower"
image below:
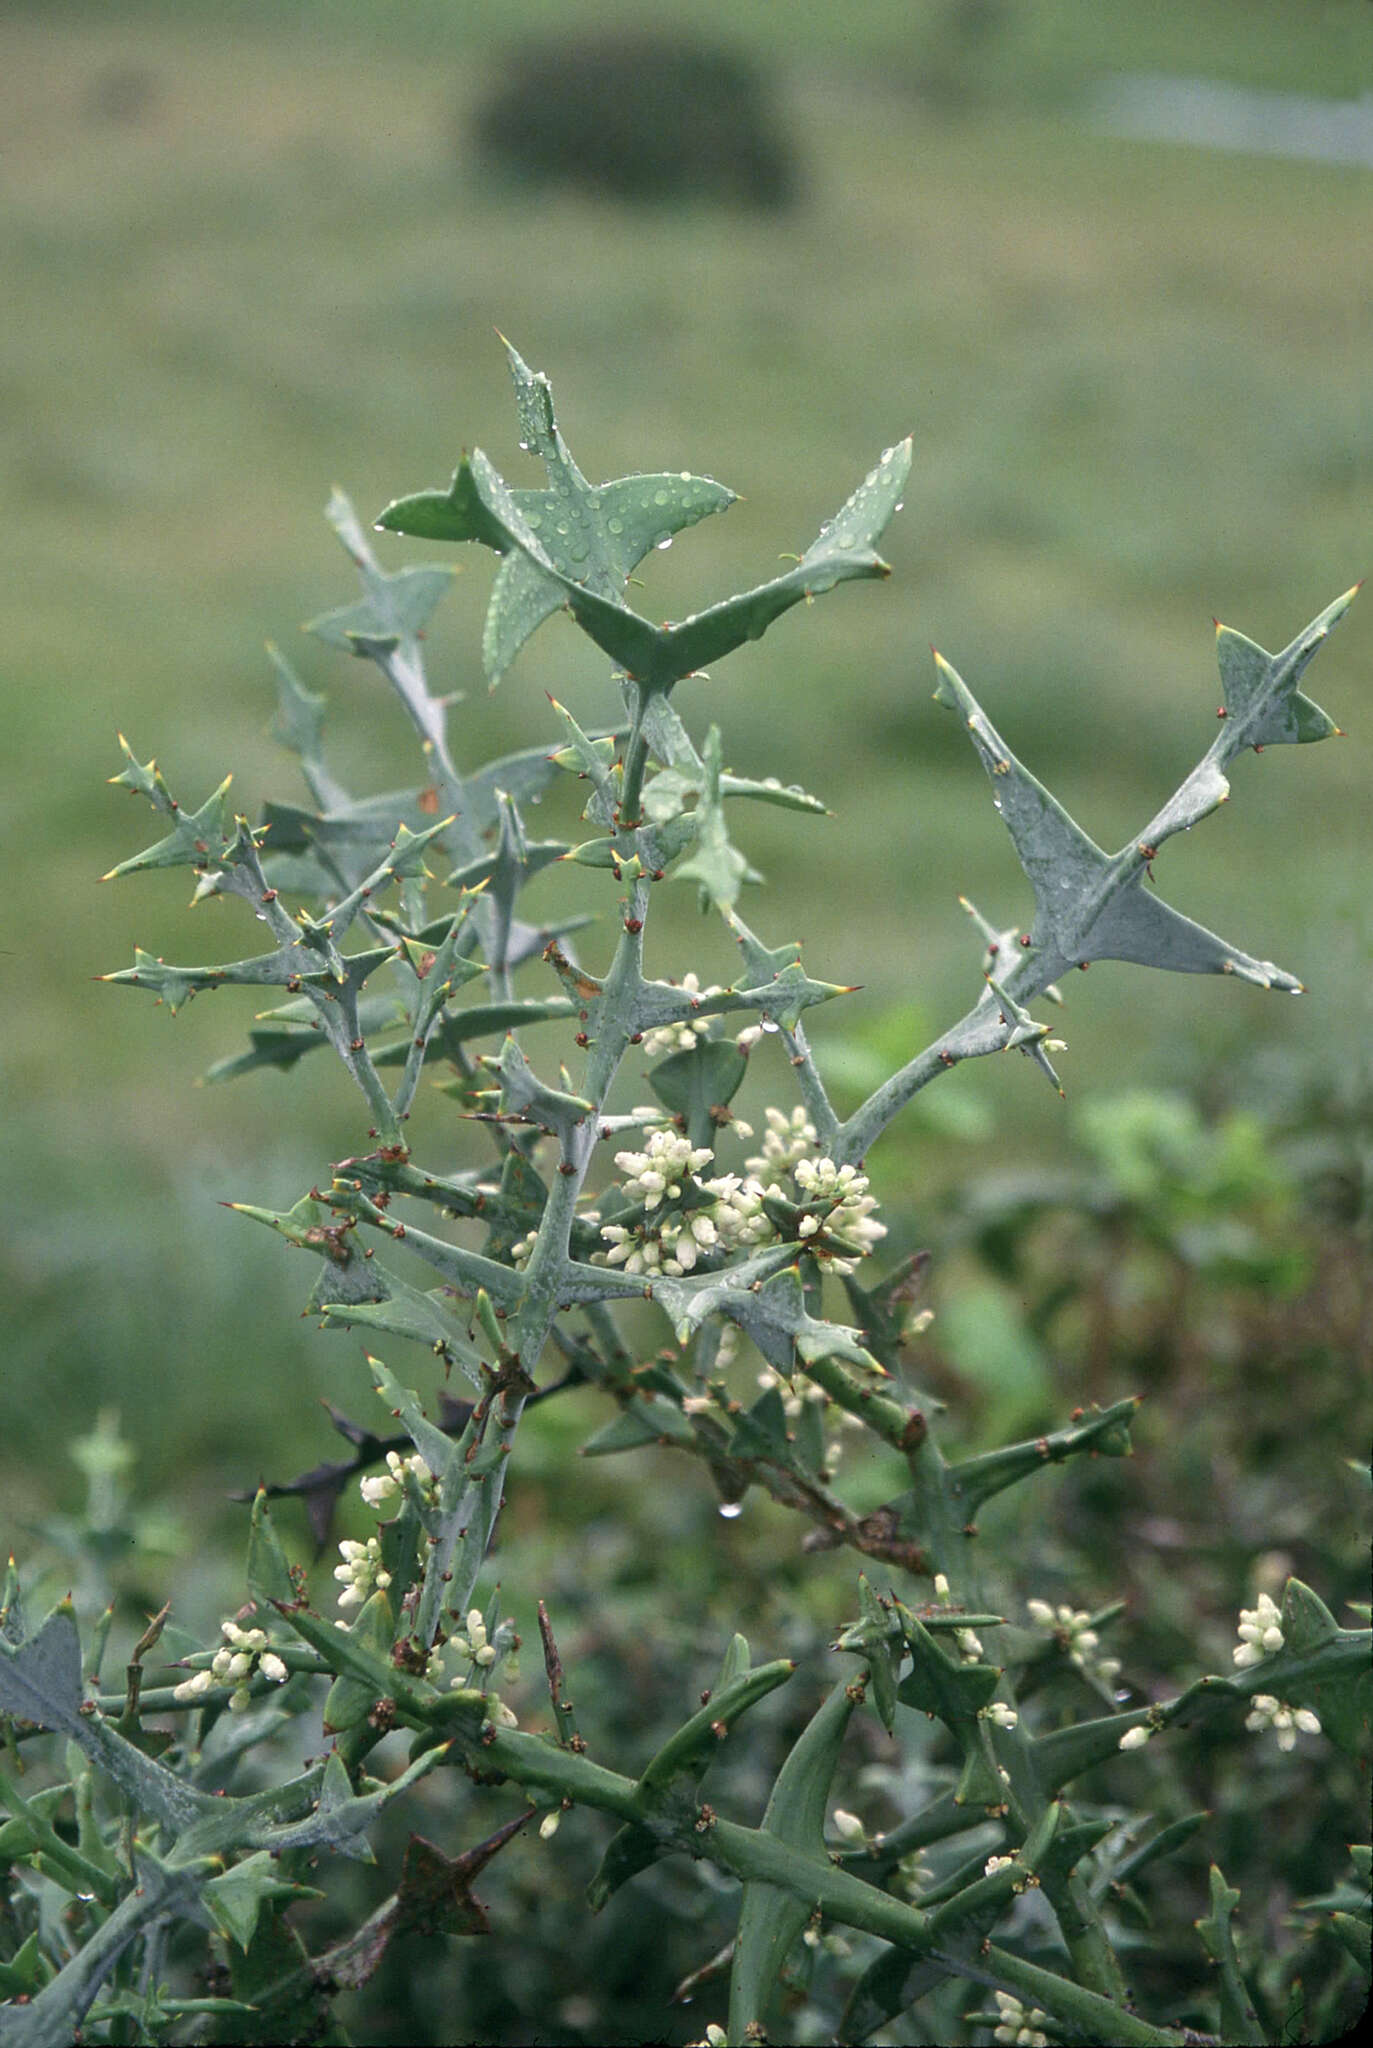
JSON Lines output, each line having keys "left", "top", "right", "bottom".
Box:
{"left": 539, "top": 1810, "right": 562, "bottom": 1841}
{"left": 1027, "top": 1597, "right": 1119, "bottom": 1687}
{"left": 1233, "top": 1592, "right": 1285, "bottom": 1669}
{"left": 984, "top": 1854, "right": 1015, "bottom": 1876}
{"left": 1244, "top": 1694, "right": 1320, "bottom": 1751}
{"left": 831, "top": 1808, "right": 865, "bottom": 1841}
{"left": 983, "top": 1702, "right": 1019, "bottom": 1729}
{"left": 334, "top": 1534, "right": 390, "bottom": 1611}
{"left": 175, "top": 1613, "right": 290, "bottom": 1708}
{"left": 1118, "top": 1723, "right": 1152, "bottom": 1751}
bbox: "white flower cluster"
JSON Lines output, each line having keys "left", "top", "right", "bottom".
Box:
{"left": 334, "top": 1534, "right": 391, "bottom": 1612}
{"left": 592, "top": 1106, "right": 887, "bottom": 1280}
{"left": 640, "top": 973, "right": 723, "bottom": 1059}
{"left": 617, "top": 1128, "right": 715, "bottom": 1211}
{"left": 991, "top": 1991, "right": 1050, "bottom": 2046}
{"left": 173, "top": 1617, "right": 288, "bottom": 1713}
{"left": 1232, "top": 1591, "right": 1284, "bottom": 1668}
{"left": 747, "top": 1104, "right": 819, "bottom": 1174}
{"left": 1027, "top": 1599, "right": 1121, "bottom": 1687}
{"left": 744, "top": 1110, "right": 886, "bottom": 1274}
{"left": 597, "top": 1129, "right": 722, "bottom": 1277}
{"left": 791, "top": 1155, "right": 886, "bottom": 1271}
{"left": 359, "top": 1449, "right": 435, "bottom": 1511}
{"left": 1244, "top": 1694, "right": 1321, "bottom": 1751}
{"left": 449, "top": 1607, "right": 498, "bottom": 1671}
{"left": 983, "top": 1701, "right": 1019, "bottom": 1730}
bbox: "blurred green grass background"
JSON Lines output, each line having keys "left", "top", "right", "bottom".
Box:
{"left": 4, "top": 0, "right": 1370, "bottom": 1533}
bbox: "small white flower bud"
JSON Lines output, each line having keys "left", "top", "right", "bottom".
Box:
{"left": 173, "top": 1668, "right": 215, "bottom": 1701}
{"left": 831, "top": 1809, "right": 865, "bottom": 1841}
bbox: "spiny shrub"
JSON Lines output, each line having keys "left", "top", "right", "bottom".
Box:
{"left": 470, "top": 33, "right": 798, "bottom": 208}
{"left": 1, "top": 344, "right": 1368, "bottom": 2047}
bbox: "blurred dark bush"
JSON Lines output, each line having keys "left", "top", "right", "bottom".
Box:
{"left": 470, "top": 32, "right": 799, "bottom": 209}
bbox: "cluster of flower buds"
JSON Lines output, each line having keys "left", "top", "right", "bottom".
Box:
{"left": 595, "top": 1129, "right": 761, "bottom": 1276}
{"left": 989, "top": 1991, "right": 1050, "bottom": 2047}
{"left": 334, "top": 1534, "right": 391, "bottom": 1612}
{"left": 1232, "top": 1591, "right": 1284, "bottom": 1668}
{"left": 790, "top": 1155, "right": 887, "bottom": 1273}
{"left": 1026, "top": 1599, "right": 1122, "bottom": 1688}
{"left": 359, "top": 1448, "right": 436, "bottom": 1511}
{"left": 1244, "top": 1693, "right": 1321, "bottom": 1751}
{"left": 593, "top": 1109, "right": 888, "bottom": 1281}
{"left": 639, "top": 972, "right": 724, "bottom": 1059}
{"left": 449, "top": 1607, "right": 498, "bottom": 1670}
{"left": 173, "top": 1616, "right": 289, "bottom": 1713}
{"left": 746, "top": 1104, "right": 819, "bottom": 1174}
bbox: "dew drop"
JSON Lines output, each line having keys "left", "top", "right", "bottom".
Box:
{"left": 655, "top": 534, "right": 673, "bottom": 551}
{"left": 894, "top": 501, "right": 905, "bottom": 512}
{"left": 653, "top": 489, "right": 671, "bottom": 507}
{"left": 606, "top": 516, "right": 624, "bottom": 535}
{"left": 993, "top": 799, "right": 1003, "bottom": 811}
{"left": 525, "top": 511, "right": 542, "bottom": 530}
{"left": 718, "top": 1500, "right": 744, "bottom": 1519}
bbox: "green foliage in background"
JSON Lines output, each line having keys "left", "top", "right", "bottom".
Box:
{"left": 3, "top": 347, "right": 1368, "bottom": 2046}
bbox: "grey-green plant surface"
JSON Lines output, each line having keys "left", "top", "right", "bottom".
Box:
{"left": 3, "top": 348, "right": 1368, "bottom": 2047}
